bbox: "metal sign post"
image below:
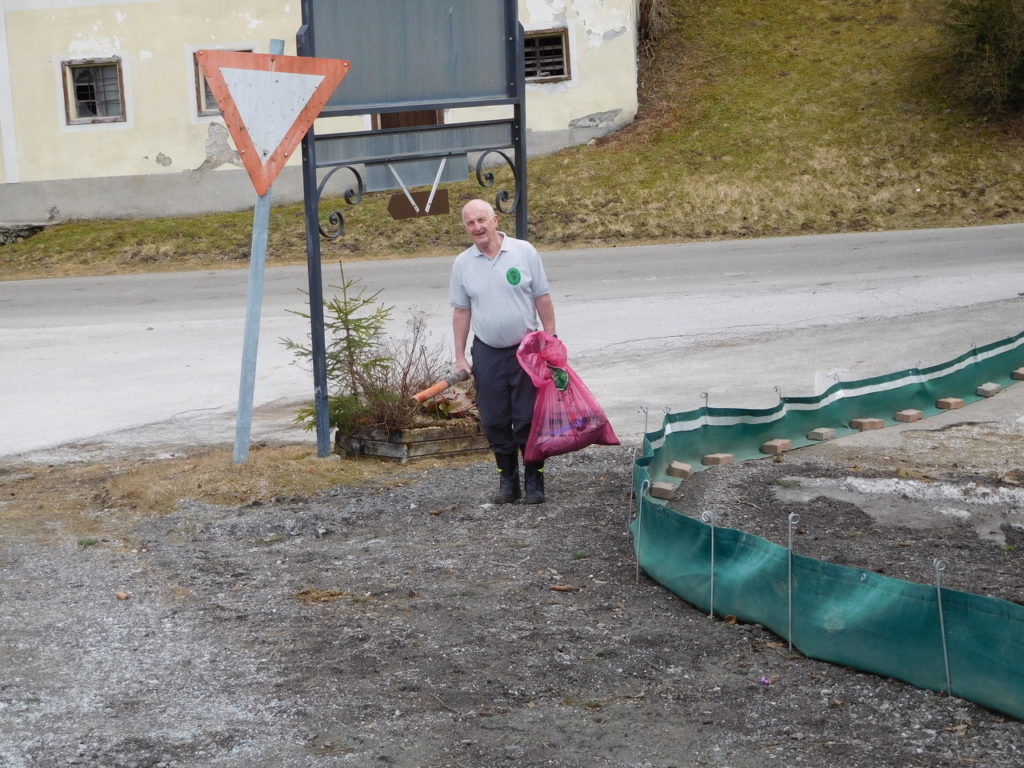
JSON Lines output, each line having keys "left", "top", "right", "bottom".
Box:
{"left": 196, "top": 41, "right": 350, "bottom": 462}
{"left": 234, "top": 144, "right": 276, "bottom": 464}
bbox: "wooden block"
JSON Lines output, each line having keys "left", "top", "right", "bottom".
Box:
{"left": 701, "top": 453, "right": 735, "bottom": 466}
{"left": 666, "top": 461, "right": 694, "bottom": 479}
{"left": 807, "top": 427, "right": 836, "bottom": 441}
{"left": 936, "top": 397, "right": 964, "bottom": 410}
{"left": 1012, "top": 368, "right": 1024, "bottom": 381}
{"left": 851, "top": 418, "right": 885, "bottom": 431}
{"left": 976, "top": 382, "right": 1001, "bottom": 398}
{"left": 894, "top": 409, "right": 923, "bottom": 423}
{"left": 760, "top": 438, "right": 792, "bottom": 455}
{"left": 650, "top": 481, "right": 676, "bottom": 500}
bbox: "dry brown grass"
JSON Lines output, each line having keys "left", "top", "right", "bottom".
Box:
{"left": 0, "top": 445, "right": 483, "bottom": 541}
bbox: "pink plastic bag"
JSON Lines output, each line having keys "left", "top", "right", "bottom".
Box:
{"left": 517, "top": 331, "right": 619, "bottom": 462}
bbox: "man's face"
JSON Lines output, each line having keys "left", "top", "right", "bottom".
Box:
{"left": 462, "top": 204, "right": 500, "bottom": 249}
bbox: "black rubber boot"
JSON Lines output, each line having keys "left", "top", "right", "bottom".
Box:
{"left": 523, "top": 461, "right": 546, "bottom": 504}
{"left": 493, "top": 452, "right": 521, "bottom": 504}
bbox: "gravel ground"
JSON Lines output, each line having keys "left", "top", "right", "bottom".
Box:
{"left": 2, "top": 399, "right": 1024, "bottom": 767}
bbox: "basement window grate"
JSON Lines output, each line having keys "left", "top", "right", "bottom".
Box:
{"left": 524, "top": 29, "right": 571, "bottom": 83}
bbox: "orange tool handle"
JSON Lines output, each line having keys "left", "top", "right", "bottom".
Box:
{"left": 411, "top": 369, "right": 470, "bottom": 403}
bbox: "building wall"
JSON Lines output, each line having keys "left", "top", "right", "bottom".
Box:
{"left": 0, "top": 0, "right": 638, "bottom": 223}
{"left": 522, "top": 0, "right": 638, "bottom": 147}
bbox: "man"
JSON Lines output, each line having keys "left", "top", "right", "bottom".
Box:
{"left": 450, "top": 199, "right": 556, "bottom": 504}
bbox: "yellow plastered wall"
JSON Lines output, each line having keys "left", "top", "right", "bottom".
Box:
{"left": 6, "top": 1, "right": 300, "bottom": 182}
{"left": 2, "top": 0, "right": 637, "bottom": 185}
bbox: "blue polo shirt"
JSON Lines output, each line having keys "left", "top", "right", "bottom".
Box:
{"left": 449, "top": 232, "right": 551, "bottom": 349}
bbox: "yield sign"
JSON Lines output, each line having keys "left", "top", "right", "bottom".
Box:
{"left": 196, "top": 50, "right": 350, "bottom": 195}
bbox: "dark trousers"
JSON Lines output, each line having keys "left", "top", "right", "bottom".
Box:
{"left": 471, "top": 338, "right": 536, "bottom": 455}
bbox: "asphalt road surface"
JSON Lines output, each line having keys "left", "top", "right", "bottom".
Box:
{"left": 2, "top": 224, "right": 1022, "bottom": 459}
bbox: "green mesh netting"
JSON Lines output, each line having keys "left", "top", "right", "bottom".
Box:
{"left": 632, "top": 330, "right": 1024, "bottom": 719}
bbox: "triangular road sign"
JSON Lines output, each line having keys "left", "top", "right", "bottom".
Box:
{"left": 196, "top": 50, "right": 350, "bottom": 196}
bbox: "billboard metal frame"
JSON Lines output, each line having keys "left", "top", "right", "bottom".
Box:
{"left": 296, "top": 0, "right": 528, "bottom": 456}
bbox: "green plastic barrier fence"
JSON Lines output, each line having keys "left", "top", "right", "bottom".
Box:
{"left": 632, "top": 330, "right": 1024, "bottom": 719}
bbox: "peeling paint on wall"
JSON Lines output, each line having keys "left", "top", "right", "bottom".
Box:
{"left": 574, "top": 0, "right": 629, "bottom": 47}
{"left": 569, "top": 108, "right": 621, "bottom": 129}
{"left": 193, "top": 123, "right": 241, "bottom": 172}
{"left": 526, "top": 0, "right": 567, "bottom": 25}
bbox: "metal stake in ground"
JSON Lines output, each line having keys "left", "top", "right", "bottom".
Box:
{"left": 627, "top": 446, "right": 641, "bottom": 534}
{"left": 934, "top": 558, "right": 953, "bottom": 696}
{"left": 701, "top": 509, "right": 717, "bottom": 618}
{"left": 787, "top": 512, "right": 800, "bottom": 652}
{"left": 635, "top": 479, "right": 650, "bottom": 584}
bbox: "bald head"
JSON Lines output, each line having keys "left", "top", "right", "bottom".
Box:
{"left": 461, "top": 199, "right": 501, "bottom": 256}
{"left": 462, "top": 199, "right": 495, "bottom": 220}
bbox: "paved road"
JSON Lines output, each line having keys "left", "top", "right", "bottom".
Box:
{"left": 2, "top": 224, "right": 1023, "bottom": 459}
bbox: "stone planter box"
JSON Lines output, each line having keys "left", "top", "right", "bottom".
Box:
{"left": 336, "top": 419, "right": 489, "bottom": 462}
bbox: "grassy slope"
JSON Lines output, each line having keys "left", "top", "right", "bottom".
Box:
{"left": 2, "top": 0, "right": 1023, "bottom": 280}
{"left": 533, "top": 0, "right": 1024, "bottom": 243}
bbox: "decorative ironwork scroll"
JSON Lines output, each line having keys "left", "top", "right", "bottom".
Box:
{"left": 314, "top": 164, "right": 365, "bottom": 240}
{"left": 475, "top": 149, "right": 520, "bottom": 214}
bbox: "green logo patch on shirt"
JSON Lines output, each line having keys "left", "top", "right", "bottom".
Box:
{"left": 505, "top": 267, "right": 522, "bottom": 286}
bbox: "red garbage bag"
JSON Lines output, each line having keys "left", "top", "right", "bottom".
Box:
{"left": 517, "top": 331, "right": 619, "bottom": 462}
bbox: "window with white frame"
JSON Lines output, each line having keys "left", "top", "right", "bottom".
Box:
{"left": 524, "top": 29, "right": 570, "bottom": 82}
{"left": 62, "top": 58, "right": 125, "bottom": 124}
{"left": 194, "top": 49, "right": 251, "bottom": 116}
